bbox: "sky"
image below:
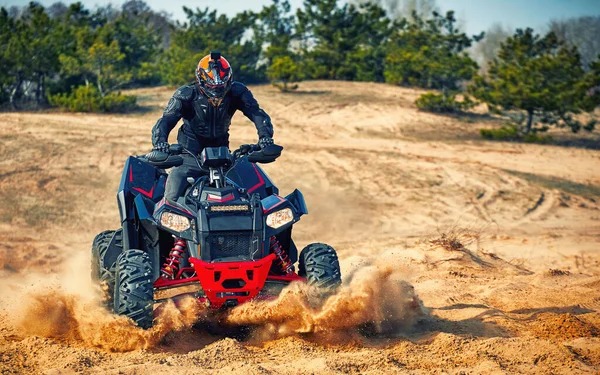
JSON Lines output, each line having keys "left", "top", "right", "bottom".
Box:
{"left": 1, "top": 0, "right": 599, "bottom": 35}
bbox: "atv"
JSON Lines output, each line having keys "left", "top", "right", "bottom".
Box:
{"left": 91, "top": 143, "right": 341, "bottom": 328}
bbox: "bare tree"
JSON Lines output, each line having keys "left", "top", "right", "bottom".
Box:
{"left": 549, "top": 16, "right": 600, "bottom": 70}
{"left": 8, "top": 5, "right": 22, "bottom": 19}
{"left": 472, "top": 22, "right": 510, "bottom": 73}
{"left": 400, "top": 0, "right": 438, "bottom": 19}
{"left": 121, "top": 0, "right": 152, "bottom": 17}
{"left": 47, "top": 2, "right": 68, "bottom": 19}
{"left": 121, "top": 0, "right": 173, "bottom": 49}
{"left": 350, "top": 0, "right": 438, "bottom": 20}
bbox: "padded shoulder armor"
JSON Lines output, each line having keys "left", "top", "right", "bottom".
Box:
{"left": 173, "top": 85, "right": 195, "bottom": 101}
{"left": 230, "top": 81, "right": 248, "bottom": 97}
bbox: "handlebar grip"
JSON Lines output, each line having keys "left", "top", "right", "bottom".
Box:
{"left": 168, "top": 144, "right": 183, "bottom": 154}
{"left": 146, "top": 150, "right": 169, "bottom": 162}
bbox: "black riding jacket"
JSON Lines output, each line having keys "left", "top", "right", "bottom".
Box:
{"left": 152, "top": 82, "right": 273, "bottom": 153}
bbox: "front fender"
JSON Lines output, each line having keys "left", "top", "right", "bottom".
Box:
{"left": 285, "top": 189, "right": 308, "bottom": 215}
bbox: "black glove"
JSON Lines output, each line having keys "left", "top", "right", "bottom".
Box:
{"left": 258, "top": 137, "right": 274, "bottom": 149}
{"left": 153, "top": 141, "right": 170, "bottom": 153}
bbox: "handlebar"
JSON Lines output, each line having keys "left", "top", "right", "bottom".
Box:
{"left": 143, "top": 145, "right": 185, "bottom": 168}
{"left": 144, "top": 143, "right": 282, "bottom": 168}
{"left": 232, "top": 144, "right": 261, "bottom": 160}
{"left": 167, "top": 144, "right": 184, "bottom": 155}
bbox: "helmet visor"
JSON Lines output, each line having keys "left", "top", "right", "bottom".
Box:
{"left": 203, "top": 82, "right": 227, "bottom": 99}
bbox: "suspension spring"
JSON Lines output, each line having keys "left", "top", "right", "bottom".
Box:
{"left": 161, "top": 237, "right": 187, "bottom": 279}
{"left": 270, "top": 236, "right": 293, "bottom": 275}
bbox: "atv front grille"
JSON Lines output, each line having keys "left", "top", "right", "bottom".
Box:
{"left": 208, "top": 231, "right": 256, "bottom": 259}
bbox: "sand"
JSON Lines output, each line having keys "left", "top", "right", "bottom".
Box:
{"left": 0, "top": 81, "right": 599, "bottom": 374}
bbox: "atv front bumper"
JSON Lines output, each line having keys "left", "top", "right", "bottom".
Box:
{"left": 191, "top": 254, "right": 275, "bottom": 308}
{"left": 153, "top": 254, "right": 305, "bottom": 308}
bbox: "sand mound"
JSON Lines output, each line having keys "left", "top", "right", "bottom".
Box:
{"left": 226, "top": 264, "right": 422, "bottom": 340}
{"left": 529, "top": 313, "right": 600, "bottom": 340}
{"left": 14, "top": 289, "right": 204, "bottom": 352}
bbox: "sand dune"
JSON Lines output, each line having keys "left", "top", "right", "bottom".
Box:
{"left": 0, "top": 81, "right": 599, "bottom": 374}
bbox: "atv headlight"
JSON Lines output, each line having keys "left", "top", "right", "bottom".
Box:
{"left": 266, "top": 208, "right": 293, "bottom": 229}
{"left": 160, "top": 212, "right": 190, "bottom": 232}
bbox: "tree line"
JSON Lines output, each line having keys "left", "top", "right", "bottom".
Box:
{"left": 0, "top": 0, "right": 598, "bottom": 137}
{"left": 1, "top": 1, "right": 174, "bottom": 111}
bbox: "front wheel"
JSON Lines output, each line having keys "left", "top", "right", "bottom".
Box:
{"left": 114, "top": 250, "right": 154, "bottom": 329}
{"left": 298, "top": 243, "right": 342, "bottom": 302}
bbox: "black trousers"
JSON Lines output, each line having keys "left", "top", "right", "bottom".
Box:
{"left": 164, "top": 135, "right": 228, "bottom": 202}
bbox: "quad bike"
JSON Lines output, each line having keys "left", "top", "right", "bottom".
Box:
{"left": 91, "top": 143, "right": 341, "bottom": 328}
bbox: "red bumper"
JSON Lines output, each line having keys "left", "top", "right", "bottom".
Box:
{"left": 189, "top": 254, "right": 276, "bottom": 308}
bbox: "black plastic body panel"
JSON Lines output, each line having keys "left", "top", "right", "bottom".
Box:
{"left": 115, "top": 147, "right": 309, "bottom": 277}
{"left": 225, "top": 158, "right": 278, "bottom": 198}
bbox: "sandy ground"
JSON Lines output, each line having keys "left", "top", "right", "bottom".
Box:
{"left": 0, "top": 81, "right": 599, "bottom": 374}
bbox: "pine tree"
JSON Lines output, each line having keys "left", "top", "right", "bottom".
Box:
{"left": 470, "top": 28, "right": 600, "bottom": 134}
{"left": 296, "top": 0, "right": 391, "bottom": 81}
{"left": 256, "top": 0, "right": 295, "bottom": 63}
{"left": 160, "top": 8, "right": 263, "bottom": 85}
{"left": 385, "top": 11, "right": 480, "bottom": 92}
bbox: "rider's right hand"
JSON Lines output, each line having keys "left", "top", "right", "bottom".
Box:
{"left": 153, "top": 141, "right": 170, "bottom": 153}
{"left": 258, "top": 137, "right": 274, "bottom": 149}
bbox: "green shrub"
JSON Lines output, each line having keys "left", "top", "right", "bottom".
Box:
{"left": 480, "top": 125, "right": 520, "bottom": 140}
{"left": 267, "top": 56, "right": 302, "bottom": 92}
{"left": 100, "top": 92, "right": 138, "bottom": 113}
{"left": 480, "top": 125, "right": 553, "bottom": 143}
{"left": 49, "top": 85, "right": 101, "bottom": 112}
{"left": 415, "top": 92, "right": 475, "bottom": 113}
{"left": 522, "top": 132, "right": 553, "bottom": 144}
{"left": 49, "top": 85, "right": 137, "bottom": 113}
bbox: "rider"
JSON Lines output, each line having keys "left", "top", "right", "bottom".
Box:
{"left": 152, "top": 51, "right": 274, "bottom": 202}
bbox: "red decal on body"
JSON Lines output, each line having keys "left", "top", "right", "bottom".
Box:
{"left": 165, "top": 200, "right": 193, "bottom": 215}
{"left": 133, "top": 186, "right": 155, "bottom": 198}
{"left": 208, "top": 193, "right": 234, "bottom": 202}
{"left": 248, "top": 164, "right": 265, "bottom": 193}
{"left": 130, "top": 165, "right": 155, "bottom": 198}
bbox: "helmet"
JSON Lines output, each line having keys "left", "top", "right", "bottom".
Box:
{"left": 196, "top": 51, "right": 233, "bottom": 106}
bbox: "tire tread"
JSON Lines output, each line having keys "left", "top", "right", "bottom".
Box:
{"left": 114, "top": 250, "right": 154, "bottom": 329}
{"left": 299, "top": 243, "right": 342, "bottom": 291}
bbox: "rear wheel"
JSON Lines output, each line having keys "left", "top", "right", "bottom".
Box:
{"left": 298, "top": 243, "right": 342, "bottom": 302}
{"left": 114, "top": 249, "right": 154, "bottom": 329}
{"left": 91, "top": 229, "right": 123, "bottom": 307}
{"left": 91, "top": 230, "right": 112, "bottom": 280}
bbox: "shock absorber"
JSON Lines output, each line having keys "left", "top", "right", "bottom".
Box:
{"left": 270, "top": 236, "right": 293, "bottom": 275}
{"left": 161, "top": 237, "right": 186, "bottom": 279}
